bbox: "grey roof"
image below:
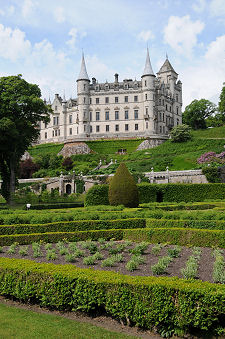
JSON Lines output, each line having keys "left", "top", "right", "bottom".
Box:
{"left": 77, "top": 53, "right": 89, "bottom": 81}
{"left": 157, "top": 58, "right": 177, "bottom": 75}
{"left": 142, "top": 48, "right": 154, "bottom": 77}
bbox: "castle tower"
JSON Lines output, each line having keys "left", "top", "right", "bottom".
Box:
{"left": 141, "top": 48, "right": 155, "bottom": 134}
{"left": 77, "top": 53, "right": 90, "bottom": 137}
{"left": 157, "top": 56, "right": 178, "bottom": 96}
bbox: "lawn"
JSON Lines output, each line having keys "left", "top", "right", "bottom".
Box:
{"left": 0, "top": 303, "right": 137, "bottom": 339}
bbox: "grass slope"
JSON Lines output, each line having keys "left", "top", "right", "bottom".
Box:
{"left": 28, "top": 143, "right": 64, "bottom": 157}
{"left": 0, "top": 303, "right": 137, "bottom": 339}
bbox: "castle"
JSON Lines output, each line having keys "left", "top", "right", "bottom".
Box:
{"left": 39, "top": 49, "right": 182, "bottom": 144}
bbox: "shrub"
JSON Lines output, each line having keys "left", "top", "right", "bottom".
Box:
{"left": 46, "top": 249, "right": 57, "bottom": 260}
{"left": 212, "top": 249, "right": 225, "bottom": 283}
{"left": 108, "top": 163, "right": 139, "bottom": 207}
{"left": 83, "top": 256, "right": 96, "bottom": 266}
{"left": 126, "top": 260, "right": 138, "bottom": 271}
{"left": 62, "top": 157, "right": 73, "bottom": 171}
{"left": 170, "top": 124, "right": 192, "bottom": 143}
{"left": 85, "top": 185, "right": 109, "bottom": 206}
{"left": 65, "top": 253, "right": 76, "bottom": 263}
{"left": 19, "top": 246, "right": 28, "bottom": 256}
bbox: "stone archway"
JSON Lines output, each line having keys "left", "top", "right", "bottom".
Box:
{"left": 66, "top": 184, "right": 72, "bottom": 195}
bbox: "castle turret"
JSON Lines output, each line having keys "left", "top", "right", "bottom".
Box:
{"left": 77, "top": 53, "right": 90, "bottom": 136}
{"left": 157, "top": 57, "right": 178, "bottom": 96}
{"left": 141, "top": 48, "right": 155, "bottom": 134}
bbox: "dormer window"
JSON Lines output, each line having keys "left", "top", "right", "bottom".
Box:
{"left": 95, "top": 85, "right": 99, "bottom": 91}
{"left": 55, "top": 106, "right": 57, "bottom": 111}
{"left": 105, "top": 84, "right": 109, "bottom": 90}
{"left": 124, "top": 83, "right": 128, "bottom": 89}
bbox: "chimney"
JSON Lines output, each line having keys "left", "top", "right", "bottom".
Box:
{"left": 92, "top": 77, "right": 96, "bottom": 85}
{"left": 114, "top": 73, "right": 119, "bottom": 83}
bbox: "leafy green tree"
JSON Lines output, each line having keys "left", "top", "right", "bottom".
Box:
{"left": 0, "top": 75, "right": 50, "bottom": 203}
{"left": 218, "top": 82, "right": 225, "bottom": 114}
{"left": 170, "top": 124, "right": 192, "bottom": 142}
{"left": 182, "top": 99, "right": 217, "bottom": 129}
{"left": 108, "top": 162, "right": 139, "bottom": 207}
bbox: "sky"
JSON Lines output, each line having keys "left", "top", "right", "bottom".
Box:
{"left": 0, "top": 0, "right": 224, "bottom": 109}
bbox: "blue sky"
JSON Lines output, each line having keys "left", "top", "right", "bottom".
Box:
{"left": 0, "top": 0, "right": 224, "bottom": 108}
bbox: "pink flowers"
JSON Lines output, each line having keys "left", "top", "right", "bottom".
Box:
{"left": 197, "top": 151, "right": 225, "bottom": 164}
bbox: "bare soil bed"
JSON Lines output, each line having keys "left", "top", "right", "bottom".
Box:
{"left": 0, "top": 240, "right": 223, "bottom": 284}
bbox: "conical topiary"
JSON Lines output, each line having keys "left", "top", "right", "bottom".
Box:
{"left": 108, "top": 162, "right": 139, "bottom": 207}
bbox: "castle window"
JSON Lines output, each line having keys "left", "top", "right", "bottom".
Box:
{"left": 69, "top": 115, "right": 72, "bottom": 124}
{"left": 96, "top": 125, "right": 100, "bottom": 132}
{"left": 115, "top": 111, "right": 119, "bottom": 120}
{"left": 160, "top": 126, "right": 162, "bottom": 133}
{"left": 105, "top": 97, "right": 109, "bottom": 104}
{"left": 105, "top": 111, "right": 109, "bottom": 120}
{"left": 159, "top": 99, "right": 161, "bottom": 105}
{"left": 45, "top": 122, "right": 48, "bottom": 128}
{"left": 153, "top": 94, "right": 155, "bottom": 100}
{"left": 45, "top": 132, "right": 47, "bottom": 139}
{"left": 134, "top": 95, "right": 138, "bottom": 102}
{"left": 89, "top": 111, "right": 92, "bottom": 121}
{"left": 106, "top": 125, "right": 109, "bottom": 132}
{"left": 77, "top": 127, "right": 78, "bottom": 134}
{"left": 52, "top": 130, "right": 54, "bottom": 137}
{"left": 146, "top": 122, "right": 148, "bottom": 129}
{"left": 170, "top": 106, "right": 172, "bottom": 112}
{"left": 83, "top": 97, "right": 86, "bottom": 103}
{"left": 58, "top": 129, "right": 60, "bottom": 136}
{"left": 135, "top": 124, "right": 138, "bottom": 131}
{"left": 55, "top": 130, "right": 57, "bottom": 136}
{"left": 125, "top": 110, "right": 129, "bottom": 120}
{"left": 90, "top": 98, "right": 92, "bottom": 104}
{"left": 55, "top": 106, "right": 57, "bottom": 111}
{"left": 115, "top": 97, "right": 118, "bottom": 103}
{"left": 96, "top": 112, "right": 100, "bottom": 121}
{"left": 53, "top": 117, "right": 59, "bottom": 126}
{"left": 124, "top": 96, "right": 128, "bottom": 103}
{"left": 84, "top": 84, "right": 86, "bottom": 90}
{"left": 96, "top": 98, "right": 99, "bottom": 104}
{"left": 84, "top": 125, "right": 86, "bottom": 132}
{"left": 177, "top": 119, "right": 179, "bottom": 125}
{"left": 69, "top": 128, "right": 72, "bottom": 135}
{"left": 162, "top": 99, "right": 164, "bottom": 105}
{"left": 134, "top": 110, "right": 138, "bottom": 119}
{"left": 115, "top": 124, "right": 119, "bottom": 132}
{"left": 163, "top": 113, "right": 165, "bottom": 122}
{"left": 145, "top": 107, "right": 148, "bottom": 114}
{"left": 90, "top": 126, "right": 92, "bottom": 133}
{"left": 159, "top": 113, "right": 162, "bottom": 121}
{"left": 125, "top": 124, "right": 129, "bottom": 131}
{"left": 144, "top": 80, "right": 147, "bottom": 87}
{"left": 176, "top": 94, "right": 178, "bottom": 102}
{"left": 166, "top": 104, "right": 168, "bottom": 111}
{"left": 176, "top": 107, "right": 179, "bottom": 114}
{"left": 163, "top": 126, "right": 165, "bottom": 134}
{"left": 145, "top": 94, "right": 147, "bottom": 100}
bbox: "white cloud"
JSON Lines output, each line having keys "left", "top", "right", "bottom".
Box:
{"left": 138, "top": 30, "right": 154, "bottom": 42}
{"left": 0, "top": 9, "right": 5, "bottom": 16}
{"left": 164, "top": 15, "right": 204, "bottom": 56}
{"left": 66, "top": 28, "right": 78, "bottom": 49}
{"left": 209, "top": 0, "right": 225, "bottom": 22}
{"left": 192, "top": 0, "right": 206, "bottom": 12}
{"left": 8, "top": 5, "right": 15, "bottom": 16}
{"left": 54, "top": 7, "right": 65, "bottom": 23}
{"left": 22, "top": 0, "right": 35, "bottom": 18}
{"left": 182, "top": 34, "right": 225, "bottom": 107}
{"left": 0, "top": 24, "right": 31, "bottom": 62}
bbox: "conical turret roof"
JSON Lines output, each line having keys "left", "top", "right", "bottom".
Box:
{"left": 77, "top": 53, "right": 89, "bottom": 81}
{"left": 142, "top": 48, "right": 154, "bottom": 77}
{"left": 157, "top": 57, "right": 177, "bottom": 75}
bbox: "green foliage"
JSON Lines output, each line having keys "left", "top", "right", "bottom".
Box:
{"left": 18, "top": 246, "right": 28, "bottom": 256}
{"left": 219, "top": 82, "right": 225, "bottom": 114}
{"left": 212, "top": 249, "right": 225, "bottom": 283}
{"left": 181, "top": 248, "right": 201, "bottom": 279}
{"left": 183, "top": 99, "right": 217, "bottom": 130}
{"left": 108, "top": 163, "right": 139, "bottom": 207}
{"left": 170, "top": 124, "right": 192, "bottom": 142}
{"left": 0, "top": 75, "right": 51, "bottom": 202}
{"left": 46, "top": 249, "right": 57, "bottom": 260}
{"left": 151, "top": 255, "right": 173, "bottom": 275}
{"left": 85, "top": 185, "right": 109, "bottom": 206}
{"left": 202, "top": 166, "right": 221, "bottom": 183}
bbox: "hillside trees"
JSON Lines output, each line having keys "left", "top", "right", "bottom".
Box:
{"left": 219, "top": 82, "right": 225, "bottom": 114}
{"left": 182, "top": 99, "right": 217, "bottom": 129}
{"left": 0, "top": 75, "right": 51, "bottom": 203}
{"left": 108, "top": 162, "right": 139, "bottom": 207}
{"left": 170, "top": 124, "right": 192, "bottom": 142}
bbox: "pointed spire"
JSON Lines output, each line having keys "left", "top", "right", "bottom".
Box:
{"left": 77, "top": 53, "right": 89, "bottom": 81}
{"left": 157, "top": 58, "right": 177, "bottom": 75}
{"left": 142, "top": 47, "right": 154, "bottom": 77}
{"left": 62, "top": 90, "right": 66, "bottom": 102}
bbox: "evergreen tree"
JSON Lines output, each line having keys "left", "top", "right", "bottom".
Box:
{"left": 108, "top": 163, "right": 139, "bottom": 207}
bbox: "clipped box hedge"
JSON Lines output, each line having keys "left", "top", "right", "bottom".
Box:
{"left": 0, "top": 218, "right": 145, "bottom": 236}
{"left": 85, "top": 183, "right": 225, "bottom": 205}
{"left": 0, "top": 257, "right": 224, "bottom": 336}
{"left": 1, "top": 227, "right": 225, "bottom": 248}
{"left": 146, "top": 218, "right": 225, "bottom": 230}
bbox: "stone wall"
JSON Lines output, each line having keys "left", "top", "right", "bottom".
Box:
{"left": 145, "top": 169, "right": 208, "bottom": 184}
{"left": 58, "top": 141, "right": 92, "bottom": 157}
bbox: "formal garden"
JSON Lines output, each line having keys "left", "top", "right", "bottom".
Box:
{"left": 1, "top": 163, "right": 225, "bottom": 338}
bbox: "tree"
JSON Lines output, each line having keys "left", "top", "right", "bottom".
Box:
{"left": 218, "top": 82, "right": 225, "bottom": 114}
{"left": 108, "top": 162, "right": 139, "bottom": 207}
{"left": 0, "top": 75, "right": 50, "bottom": 203}
{"left": 182, "top": 99, "right": 217, "bottom": 130}
{"left": 19, "top": 158, "right": 40, "bottom": 179}
{"left": 170, "top": 124, "right": 192, "bottom": 142}
{"left": 62, "top": 157, "right": 73, "bottom": 171}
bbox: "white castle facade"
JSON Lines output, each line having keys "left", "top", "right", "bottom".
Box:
{"left": 39, "top": 49, "right": 182, "bottom": 143}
